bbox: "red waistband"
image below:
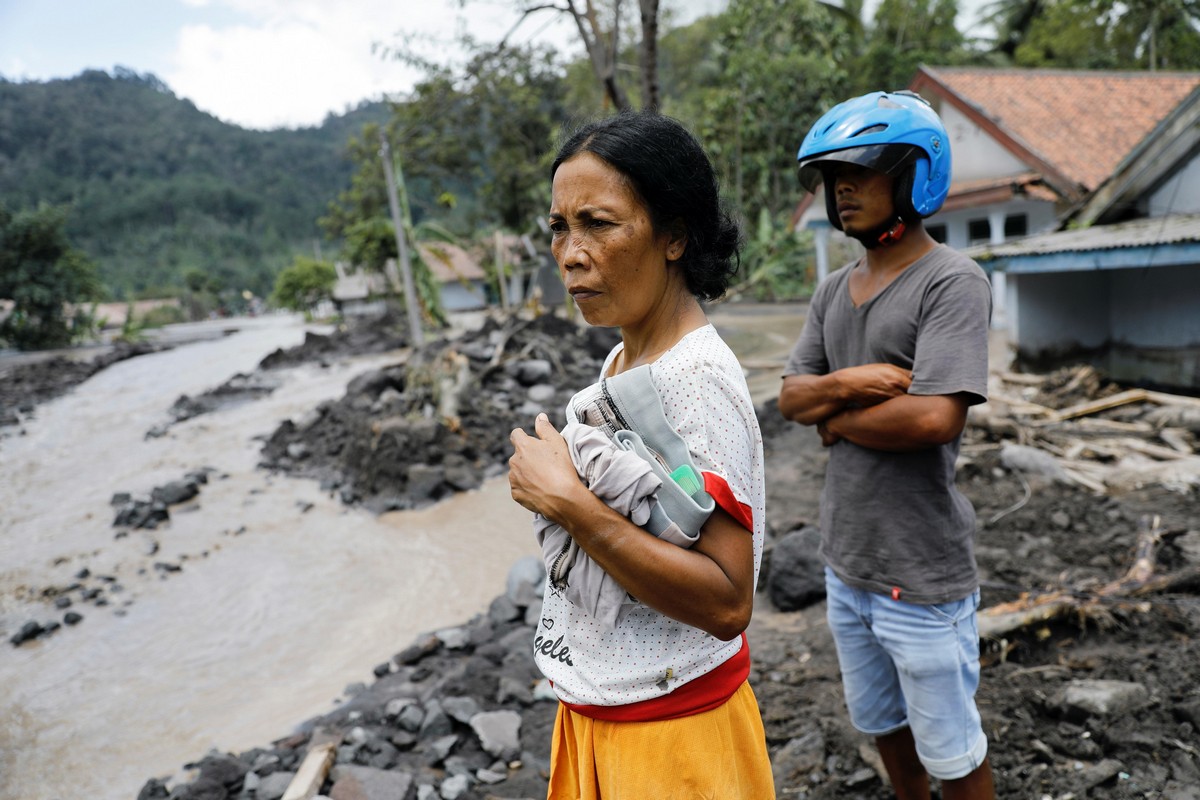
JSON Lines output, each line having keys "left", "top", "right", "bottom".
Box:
{"left": 558, "top": 633, "right": 749, "bottom": 722}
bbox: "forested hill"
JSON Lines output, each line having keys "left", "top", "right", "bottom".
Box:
{"left": 0, "top": 68, "right": 390, "bottom": 300}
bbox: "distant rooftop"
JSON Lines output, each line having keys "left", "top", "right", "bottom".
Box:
{"left": 916, "top": 67, "right": 1200, "bottom": 192}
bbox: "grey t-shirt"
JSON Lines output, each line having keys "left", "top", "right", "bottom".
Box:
{"left": 783, "top": 244, "right": 992, "bottom": 603}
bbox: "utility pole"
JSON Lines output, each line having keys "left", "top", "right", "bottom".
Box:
{"left": 494, "top": 230, "right": 510, "bottom": 311}
{"left": 379, "top": 129, "right": 424, "bottom": 346}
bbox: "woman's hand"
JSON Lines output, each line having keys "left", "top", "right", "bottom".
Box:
{"left": 508, "top": 413, "right": 587, "bottom": 523}
{"left": 509, "top": 413, "right": 756, "bottom": 639}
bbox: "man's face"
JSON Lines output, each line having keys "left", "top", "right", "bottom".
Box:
{"left": 830, "top": 163, "right": 895, "bottom": 235}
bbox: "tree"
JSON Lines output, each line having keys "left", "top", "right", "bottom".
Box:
{"left": 491, "top": 1, "right": 633, "bottom": 110}
{"left": 855, "top": 0, "right": 971, "bottom": 91}
{"left": 0, "top": 204, "right": 103, "bottom": 350}
{"left": 979, "top": 0, "right": 1046, "bottom": 58}
{"left": 1011, "top": 0, "right": 1125, "bottom": 66}
{"left": 453, "top": 0, "right": 684, "bottom": 111}
{"left": 700, "top": 0, "right": 853, "bottom": 219}
{"left": 174, "top": 266, "right": 223, "bottom": 320}
{"left": 638, "top": 0, "right": 662, "bottom": 109}
{"left": 454, "top": 45, "right": 567, "bottom": 229}
{"left": 982, "top": 0, "right": 1200, "bottom": 69}
{"left": 271, "top": 256, "right": 338, "bottom": 313}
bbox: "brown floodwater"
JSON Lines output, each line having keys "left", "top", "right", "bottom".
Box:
{"left": 0, "top": 315, "right": 539, "bottom": 800}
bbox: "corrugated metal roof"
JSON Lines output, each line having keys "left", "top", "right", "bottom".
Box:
{"left": 966, "top": 214, "right": 1200, "bottom": 259}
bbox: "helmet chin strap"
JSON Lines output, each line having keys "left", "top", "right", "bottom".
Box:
{"left": 852, "top": 216, "right": 907, "bottom": 250}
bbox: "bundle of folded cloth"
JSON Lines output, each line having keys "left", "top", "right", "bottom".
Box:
{"left": 534, "top": 364, "right": 715, "bottom": 629}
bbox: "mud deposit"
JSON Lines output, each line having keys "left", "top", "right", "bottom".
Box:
{"left": 754, "top": 402, "right": 1200, "bottom": 800}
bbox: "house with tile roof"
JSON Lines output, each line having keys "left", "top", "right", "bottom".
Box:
{"left": 910, "top": 67, "right": 1200, "bottom": 243}
{"left": 966, "top": 81, "right": 1200, "bottom": 389}
{"left": 791, "top": 66, "right": 1200, "bottom": 389}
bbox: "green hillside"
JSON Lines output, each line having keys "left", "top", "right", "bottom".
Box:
{"left": 0, "top": 68, "right": 389, "bottom": 300}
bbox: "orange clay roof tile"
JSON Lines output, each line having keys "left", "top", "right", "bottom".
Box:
{"left": 918, "top": 67, "right": 1200, "bottom": 191}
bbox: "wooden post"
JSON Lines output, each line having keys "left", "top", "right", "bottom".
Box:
{"left": 379, "top": 130, "right": 424, "bottom": 346}
{"left": 280, "top": 741, "right": 336, "bottom": 800}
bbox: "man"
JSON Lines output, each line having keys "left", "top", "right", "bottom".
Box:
{"left": 778, "top": 90, "right": 995, "bottom": 799}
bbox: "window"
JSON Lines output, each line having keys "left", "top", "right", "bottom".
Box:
{"left": 967, "top": 218, "right": 990, "bottom": 245}
{"left": 926, "top": 224, "right": 947, "bottom": 243}
{"left": 1004, "top": 214, "right": 1028, "bottom": 239}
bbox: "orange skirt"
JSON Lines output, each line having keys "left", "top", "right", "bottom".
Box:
{"left": 546, "top": 681, "right": 776, "bottom": 799}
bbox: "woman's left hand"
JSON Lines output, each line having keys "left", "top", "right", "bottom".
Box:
{"left": 508, "top": 413, "right": 586, "bottom": 522}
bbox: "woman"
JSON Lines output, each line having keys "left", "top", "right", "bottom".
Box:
{"left": 508, "top": 111, "right": 774, "bottom": 799}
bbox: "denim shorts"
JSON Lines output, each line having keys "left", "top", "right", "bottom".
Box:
{"left": 824, "top": 567, "right": 988, "bottom": 780}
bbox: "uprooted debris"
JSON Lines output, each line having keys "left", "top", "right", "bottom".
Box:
{"left": 968, "top": 364, "right": 1200, "bottom": 497}
{"left": 957, "top": 364, "right": 1200, "bottom": 645}
{"left": 258, "top": 312, "right": 620, "bottom": 513}
{"left": 978, "top": 513, "right": 1200, "bottom": 644}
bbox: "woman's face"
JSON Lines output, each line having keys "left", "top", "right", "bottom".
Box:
{"left": 548, "top": 152, "right": 683, "bottom": 330}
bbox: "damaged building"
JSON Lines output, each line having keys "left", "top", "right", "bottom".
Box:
{"left": 793, "top": 66, "right": 1200, "bottom": 391}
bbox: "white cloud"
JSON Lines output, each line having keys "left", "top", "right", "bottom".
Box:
{"left": 164, "top": 1, "right": 439, "bottom": 129}
{"left": 167, "top": 21, "right": 410, "bottom": 129}
{"left": 160, "top": 0, "right": 582, "bottom": 129}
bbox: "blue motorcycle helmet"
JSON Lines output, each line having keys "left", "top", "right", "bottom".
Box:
{"left": 797, "top": 90, "right": 951, "bottom": 235}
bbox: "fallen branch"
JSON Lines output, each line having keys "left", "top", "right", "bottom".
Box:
{"left": 999, "top": 371, "right": 1046, "bottom": 387}
{"left": 978, "top": 515, "right": 1196, "bottom": 640}
{"left": 1145, "top": 390, "right": 1200, "bottom": 410}
{"left": 981, "top": 390, "right": 1055, "bottom": 418}
{"left": 1040, "top": 389, "right": 1150, "bottom": 424}
{"left": 1158, "top": 427, "right": 1195, "bottom": 454}
{"left": 1058, "top": 463, "right": 1108, "bottom": 494}
{"left": 1046, "top": 417, "right": 1155, "bottom": 436}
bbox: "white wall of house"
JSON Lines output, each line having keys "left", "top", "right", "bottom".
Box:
{"left": 1145, "top": 156, "right": 1200, "bottom": 216}
{"left": 1008, "top": 263, "right": 1200, "bottom": 387}
{"left": 1007, "top": 271, "right": 1111, "bottom": 353}
{"left": 1013, "top": 264, "right": 1200, "bottom": 351}
{"left": 932, "top": 199, "right": 1058, "bottom": 251}
{"left": 1110, "top": 264, "right": 1200, "bottom": 347}
{"left": 937, "top": 103, "right": 1029, "bottom": 183}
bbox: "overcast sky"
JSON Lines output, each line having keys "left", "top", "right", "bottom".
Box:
{"left": 0, "top": 0, "right": 729, "bottom": 130}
